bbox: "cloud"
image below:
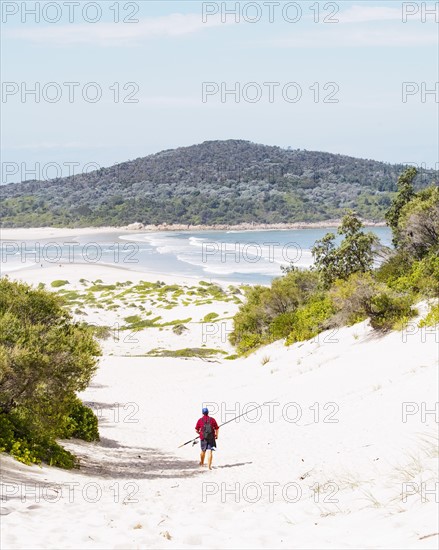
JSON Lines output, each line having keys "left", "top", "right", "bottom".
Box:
{"left": 269, "top": 27, "right": 438, "bottom": 48}
{"left": 338, "top": 5, "right": 403, "bottom": 24}
{"left": 4, "top": 13, "right": 225, "bottom": 46}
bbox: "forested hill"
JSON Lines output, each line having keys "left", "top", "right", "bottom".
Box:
{"left": 1, "top": 140, "right": 436, "bottom": 227}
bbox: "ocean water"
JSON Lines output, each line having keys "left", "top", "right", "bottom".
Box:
{"left": 1, "top": 227, "right": 392, "bottom": 285}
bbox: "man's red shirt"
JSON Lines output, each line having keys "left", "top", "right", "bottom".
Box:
{"left": 195, "top": 416, "right": 219, "bottom": 440}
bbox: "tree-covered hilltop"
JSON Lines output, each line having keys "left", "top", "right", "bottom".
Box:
{"left": 1, "top": 140, "right": 436, "bottom": 227}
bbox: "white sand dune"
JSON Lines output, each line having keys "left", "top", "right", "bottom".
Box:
{"left": 0, "top": 227, "right": 124, "bottom": 241}
{"left": 1, "top": 264, "right": 438, "bottom": 549}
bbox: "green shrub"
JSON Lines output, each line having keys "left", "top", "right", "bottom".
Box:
{"left": 41, "top": 441, "right": 78, "bottom": 468}
{"left": 375, "top": 250, "right": 412, "bottom": 285}
{"left": 231, "top": 271, "right": 320, "bottom": 354}
{"left": 88, "top": 284, "right": 116, "bottom": 292}
{"left": 384, "top": 253, "right": 439, "bottom": 298}
{"left": 0, "top": 279, "right": 100, "bottom": 468}
{"left": 285, "top": 296, "right": 335, "bottom": 345}
{"left": 369, "top": 291, "right": 415, "bottom": 331}
{"left": 419, "top": 302, "right": 439, "bottom": 327}
{"left": 62, "top": 398, "right": 99, "bottom": 442}
{"left": 230, "top": 285, "right": 270, "bottom": 347}
{"left": 235, "top": 333, "right": 263, "bottom": 355}
{"left": 268, "top": 311, "right": 296, "bottom": 340}
{"left": 121, "top": 316, "right": 162, "bottom": 330}
{"left": 329, "top": 272, "right": 376, "bottom": 326}
{"left": 86, "top": 325, "right": 112, "bottom": 340}
{"left": 0, "top": 413, "right": 78, "bottom": 468}
{"left": 397, "top": 185, "right": 439, "bottom": 259}
{"left": 312, "top": 212, "right": 378, "bottom": 287}
{"left": 203, "top": 312, "right": 219, "bottom": 322}
{"left": 51, "top": 279, "right": 69, "bottom": 287}
{"left": 147, "top": 347, "right": 226, "bottom": 358}
{"left": 124, "top": 314, "right": 141, "bottom": 324}
{"left": 172, "top": 324, "right": 188, "bottom": 335}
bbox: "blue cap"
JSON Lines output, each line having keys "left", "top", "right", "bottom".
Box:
{"left": 202, "top": 407, "right": 209, "bottom": 415}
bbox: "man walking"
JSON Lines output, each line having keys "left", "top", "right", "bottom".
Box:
{"left": 195, "top": 407, "right": 219, "bottom": 470}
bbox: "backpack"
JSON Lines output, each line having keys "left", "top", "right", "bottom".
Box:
{"left": 203, "top": 417, "right": 214, "bottom": 440}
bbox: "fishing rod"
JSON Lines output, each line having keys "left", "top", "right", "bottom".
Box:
{"left": 178, "top": 399, "right": 278, "bottom": 448}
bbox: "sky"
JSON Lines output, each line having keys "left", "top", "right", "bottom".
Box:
{"left": 1, "top": 1, "right": 438, "bottom": 183}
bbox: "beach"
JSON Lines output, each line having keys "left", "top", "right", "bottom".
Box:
{"left": 0, "top": 219, "right": 388, "bottom": 242}
{"left": 1, "top": 250, "right": 438, "bottom": 549}
{"left": 3, "top": 1, "right": 437, "bottom": 546}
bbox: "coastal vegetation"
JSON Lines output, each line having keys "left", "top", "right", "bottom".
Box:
{"left": 231, "top": 169, "right": 439, "bottom": 354}
{"left": 1, "top": 167, "right": 437, "bottom": 468}
{"left": 146, "top": 348, "right": 227, "bottom": 359}
{"left": 0, "top": 279, "right": 100, "bottom": 467}
{"left": 1, "top": 141, "right": 436, "bottom": 227}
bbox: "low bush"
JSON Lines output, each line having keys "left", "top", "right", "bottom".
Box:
{"left": 0, "top": 279, "right": 100, "bottom": 468}
{"left": 0, "top": 412, "right": 78, "bottom": 468}
{"left": 419, "top": 302, "right": 439, "bottom": 327}
{"left": 147, "top": 348, "right": 226, "bottom": 358}
{"left": 329, "top": 272, "right": 376, "bottom": 327}
{"left": 368, "top": 290, "right": 415, "bottom": 331}
{"left": 51, "top": 280, "right": 69, "bottom": 287}
{"left": 172, "top": 324, "right": 188, "bottom": 335}
{"left": 61, "top": 397, "right": 99, "bottom": 442}
{"left": 268, "top": 311, "right": 296, "bottom": 341}
{"left": 285, "top": 295, "right": 335, "bottom": 345}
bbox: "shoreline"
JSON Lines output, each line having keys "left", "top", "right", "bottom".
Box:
{"left": 124, "top": 219, "right": 387, "bottom": 231}
{"left": 0, "top": 220, "right": 387, "bottom": 241}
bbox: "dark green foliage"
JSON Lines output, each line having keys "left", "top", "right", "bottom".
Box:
{"left": 375, "top": 249, "right": 412, "bottom": 285}
{"left": 368, "top": 291, "right": 415, "bottom": 331}
{"left": 0, "top": 278, "right": 101, "bottom": 467}
{"left": 379, "top": 182, "right": 438, "bottom": 295}
{"left": 50, "top": 280, "right": 70, "bottom": 288}
{"left": 230, "top": 171, "right": 436, "bottom": 354}
{"left": 230, "top": 270, "right": 320, "bottom": 353}
{"left": 329, "top": 273, "right": 416, "bottom": 330}
{"left": 312, "top": 211, "right": 379, "bottom": 287}
{"left": 285, "top": 295, "right": 335, "bottom": 345}
{"left": 385, "top": 167, "right": 417, "bottom": 246}
{"left": 0, "top": 412, "right": 78, "bottom": 468}
{"left": 419, "top": 303, "right": 439, "bottom": 327}
{"left": 1, "top": 141, "right": 434, "bottom": 227}
{"left": 397, "top": 186, "right": 439, "bottom": 259}
{"left": 268, "top": 311, "right": 296, "bottom": 341}
{"left": 61, "top": 397, "right": 99, "bottom": 442}
{"left": 382, "top": 253, "right": 439, "bottom": 298}
{"left": 329, "top": 273, "right": 377, "bottom": 326}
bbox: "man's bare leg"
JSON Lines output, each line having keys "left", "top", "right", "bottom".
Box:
{"left": 208, "top": 450, "right": 213, "bottom": 470}
{"left": 199, "top": 451, "right": 206, "bottom": 466}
